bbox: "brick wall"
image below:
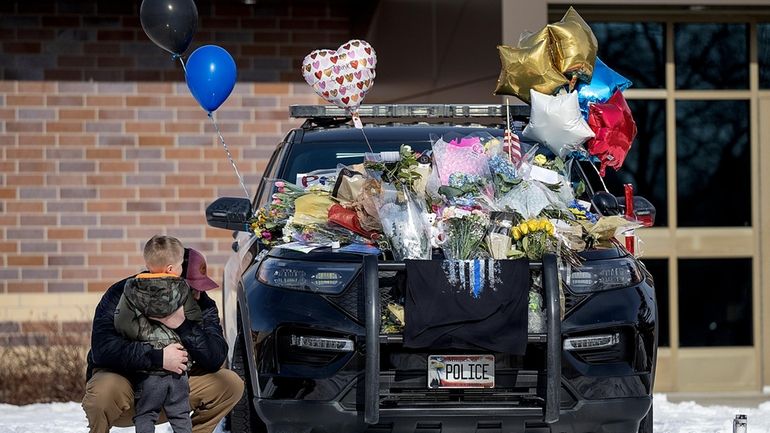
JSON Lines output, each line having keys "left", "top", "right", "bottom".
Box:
{"left": 0, "top": 0, "right": 350, "bottom": 340}
{"left": 0, "top": 0, "right": 352, "bottom": 82}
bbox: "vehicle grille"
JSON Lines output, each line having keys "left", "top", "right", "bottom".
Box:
{"left": 326, "top": 275, "right": 364, "bottom": 321}
{"left": 563, "top": 290, "right": 587, "bottom": 313}
{"left": 326, "top": 263, "right": 583, "bottom": 325}
{"left": 337, "top": 369, "right": 547, "bottom": 410}
{"left": 325, "top": 272, "right": 398, "bottom": 323}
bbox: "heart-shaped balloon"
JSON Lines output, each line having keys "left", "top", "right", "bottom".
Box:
{"left": 302, "top": 40, "right": 377, "bottom": 113}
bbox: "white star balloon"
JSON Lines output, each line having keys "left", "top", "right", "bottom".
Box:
{"left": 522, "top": 90, "right": 595, "bottom": 158}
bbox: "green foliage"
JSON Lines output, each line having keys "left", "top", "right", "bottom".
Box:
{"left": 364, "top": 144, "right": 423, "bottom": 193}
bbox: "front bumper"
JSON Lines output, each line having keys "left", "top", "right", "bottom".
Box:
{"left": 245, "top": 250, "right": 656, "bottom": 432}
{"left": 255, "top": 395, "right": 651, "bottom": 433}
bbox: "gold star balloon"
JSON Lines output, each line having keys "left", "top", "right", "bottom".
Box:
{"left": 547, "top": 7, "right": 598, "bottom": 83}
{"left": 494, "top": 27, "right": 568, "bottom": 104}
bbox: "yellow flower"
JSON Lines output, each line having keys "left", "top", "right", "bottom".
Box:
{"left": 547, "top": 222, "right": 555, "bottom": 236}
{"left": 519, "top": 223, "right": 529, "bottom": 235}
{"left": 534, "top": 154, "right": 547, "bottom": 166}
{"left": 512, "top": 227, "right": 522, "bottom": 240}
{"left": 527, "top": 219, "right": 539, "bottom": 232}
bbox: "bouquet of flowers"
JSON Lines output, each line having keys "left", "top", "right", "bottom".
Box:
{"left": 431, "top": 133, "right": 495, "bottom": 203}
{"left": 568, "top": 199, "right": 599, "bottom": 223}
{"left": 488, "top": 153, "right": 519, "bottom": 196}
{"left": 509, "top": 218, "right": 555, "bottom": 261}
{"left": 377, "top": 186, "right": 432, "bottom": 260}
{"left": 432, "top": 133, "right": 491, "bottom": 184}
{"left": 364, "top": 144, "right": 424, "bottom": 193}
{"left": 249, "top": 180, "right": 307, "bottom": 244}
{"left": 580, "top": 215, "right": 641, "bottom": 250}
{"left": 441, "top": 206, "right": 490, "bottom": 260}
{"left": 498, "top": 180, "right": 556, "bottom": 218}
{"left": 282, "top": 216, "right": 370, "bottom": 246}
{"left": 439, "top": 172, "right": 492, "bottom": 207}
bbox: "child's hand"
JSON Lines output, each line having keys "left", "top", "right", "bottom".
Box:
{"left": 162, "top": 343, "right": 189, "bottom": 374}
{"left": 150, "top": 305, "right": 186, "bottom": 329}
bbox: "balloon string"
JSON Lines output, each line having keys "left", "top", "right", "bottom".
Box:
{"left": 173, "top": 54, "right": 188, "bottom": 75}
{"left": 178, "top": 56, "right": 187, "bottom": 75}
{"left": 359, "top": 126, "right": 374, "bottom": 153}
{"left": 589, "top": 160, "right": 609, "bottom": 192}
{"left": 208, "top": 113, "right": 251, "bottom": 200}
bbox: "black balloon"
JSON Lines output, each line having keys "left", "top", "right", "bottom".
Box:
{"left": 140, "top": 0, "right": 198, "bottom": 55}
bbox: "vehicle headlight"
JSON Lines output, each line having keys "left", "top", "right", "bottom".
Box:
{"left": 257, "top": 257, "right": 360, "bottom": 295}
{"left": 563, "top": 257, "right": 643, "bottom": 294}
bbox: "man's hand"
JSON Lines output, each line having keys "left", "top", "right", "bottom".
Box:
{"left": 162, "top": 343, "right": 188, "bottom": 374}
{"left": 150, "top": 305, "right": 185, "bottom": 329}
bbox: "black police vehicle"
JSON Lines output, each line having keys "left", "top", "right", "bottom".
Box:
{"left": 206, "top": 104, "right": 657, "bottom": 433}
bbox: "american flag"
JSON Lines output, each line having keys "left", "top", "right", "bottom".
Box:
{"left": 504, "top": 129, "right": 522, "bottom": 164}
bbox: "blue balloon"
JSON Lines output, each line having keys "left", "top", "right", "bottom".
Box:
{"left": 185, "top": 45, "right": 237, "bottom": 113}
{"left": 577, "top": 58, "right": 632, "bottom": 117}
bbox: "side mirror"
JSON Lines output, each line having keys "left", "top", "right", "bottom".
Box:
{"left": 591, "top": 191, "right": 621, "bottom": 216}
{"left": 206, "top": 197, "right": 252, "bottom": 232}
{"left": 617, "top": 196, "right": 656, "bottom": 227}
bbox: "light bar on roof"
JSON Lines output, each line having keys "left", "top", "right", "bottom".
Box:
{"left": 289, "top": 104, "right": 530, "bottom": 119}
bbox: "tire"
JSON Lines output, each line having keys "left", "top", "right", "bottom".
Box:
{"left": 637, "top": 405, "right": 652, "bottom": 433}
{"left": 228, "top": 309, "right": 267, "bottom": 433}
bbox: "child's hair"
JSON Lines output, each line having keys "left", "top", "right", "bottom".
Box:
{"left": 143, "top": 235, "right": 184, "bottom": 272}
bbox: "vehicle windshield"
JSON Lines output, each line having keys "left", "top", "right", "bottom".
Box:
{"left": 280, "top": 126, "right": 504, "bottom": 184}
{"left": 282, "top": 140, "right": 430, "bottom": 185}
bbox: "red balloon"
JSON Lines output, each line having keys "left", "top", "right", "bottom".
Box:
{"left": 587, "top": 90, "right": 637, "bottom": 176}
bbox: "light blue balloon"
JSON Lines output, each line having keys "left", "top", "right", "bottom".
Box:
{"left": 577, "top": 58, "right": 632, "bottom": 117}
{"left": 185, "top": 45, "right": 237, "bottom": 113}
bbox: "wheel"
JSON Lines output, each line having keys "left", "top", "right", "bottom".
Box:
{"left": 637, "top": 404, "right": 652, "bottom": 433}
{"left": 227, "top": 308, "right": 267, "bottom": 433}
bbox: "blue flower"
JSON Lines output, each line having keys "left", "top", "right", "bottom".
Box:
{"left": 488, "top": 155, "right": 516, "bottom": 179}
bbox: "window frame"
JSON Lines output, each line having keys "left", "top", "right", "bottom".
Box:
{"left": 561, "top": 10, "right": 764, "bottom": 386}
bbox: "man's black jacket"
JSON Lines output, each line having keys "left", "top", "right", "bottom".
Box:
{"left": 86, "top": 276, "right": 228, "bottom": 381}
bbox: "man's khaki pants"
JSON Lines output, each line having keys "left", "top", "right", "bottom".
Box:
{"left": 82, "top": 369, "right": 244, "bottom": 433}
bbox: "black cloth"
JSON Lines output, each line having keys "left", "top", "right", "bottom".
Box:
{"left": 403, "top": 258, "right": 529, "bottom": 355}
{"left": 133, "top": 373, "right": 192, "bottom": 433}
{"left": 86, "top": 276, "right": 228, "bottom": 381}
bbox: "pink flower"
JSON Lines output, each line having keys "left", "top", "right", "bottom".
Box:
{"left": 261, "top": 231, "right": 272, "bottom": 241}
{"left": 272, "top": 199, "right": 282, "bottom": 205}
{"left": 275, "top": 181, "right": 285, "bottom": 188}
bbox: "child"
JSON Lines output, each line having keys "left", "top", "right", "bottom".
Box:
{"left": 114, "top": 235, "right": 202, "bottom": 433}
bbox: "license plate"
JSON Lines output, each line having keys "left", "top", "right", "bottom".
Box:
{"left": 427, "top": 355, "right": 495, "bottom": 389}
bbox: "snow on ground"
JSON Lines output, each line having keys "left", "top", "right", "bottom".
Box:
{"left": 1, "top": 394, "right": 770, "bottom": 432}
{"left": 0, "top": 401, "right": 225, "bottom": 433}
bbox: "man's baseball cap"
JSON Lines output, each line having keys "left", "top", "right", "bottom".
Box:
{"left": 184, "top": 248, "right": 219, "bottom": 291}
